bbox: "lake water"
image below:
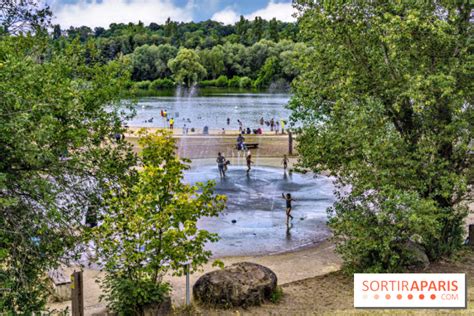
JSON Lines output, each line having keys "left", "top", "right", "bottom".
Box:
{"left": 126, "top": 88, "right": 291, "bottom": 131}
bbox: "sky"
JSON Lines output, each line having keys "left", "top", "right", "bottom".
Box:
{"left": 47, "top": 0, "right": 297, "bottom": 28}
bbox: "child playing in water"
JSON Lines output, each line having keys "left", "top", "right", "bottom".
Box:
{"left": 282, "top": 154, "right": 289, "bottom": 170}
{"left": 246, "top": 152, "right": 254, "bottom": 173}
{"left": 216, "top": 152, "right": 226, "bottom": 178}
{"left": 282, "top": 193, "right": 295, "bottom": 226}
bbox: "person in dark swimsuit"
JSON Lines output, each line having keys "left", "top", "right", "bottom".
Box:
{"left": 246, "top": 153, "right": 253, "bottom": 173}
{"left": 282, "top": 193, "right": 295, "bottom": 226}
{"left": 216, "top": 152, "right": 226, "bottom": 178}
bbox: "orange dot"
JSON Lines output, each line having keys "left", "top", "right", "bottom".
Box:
{"left": 374, "top": 294, "right": 379, "bottom": 300}
{"left": 419, "top": 294, "right": 425, "bottom": 300}
{"left": 408, "top": 294, "right": 413, "bottom": 300}
{"left": 397, "top": 294, "right": 402, "bottom": 300}
{"left": 385, "top": 294, "right": 391, "bottom": 300}
{"left": 430, "top": 294, "right": 436, "bottom": 300}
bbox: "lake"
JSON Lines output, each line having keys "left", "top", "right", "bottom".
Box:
{"left": 126, "top": 88, "right": 292, "bottom": 131}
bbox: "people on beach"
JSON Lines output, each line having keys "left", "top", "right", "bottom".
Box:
{"left": 282, "top": 155, "right": 289, "bottom": 170}
{"left": 260, "top": 117, "right": 264, "bottom": 125}
{"left": 246, "top": 152, "right": 254, "bottom": 173}
{"left": 270, "top": 118, "right": 275, "bottom": 131}
{"left": 183, "top": 124, "right": 187, "bottom": 135}
{"left": 216, "top": 152, "right": 226, "bottom": 178}
{"left": 237, "top": 119, "right": 243, "bottom": 132}
{"left": 227, "top": 117, "right": 230, "bottom": 125}
{"left": 282, "top": 193, "right": 295, "bottom": 226}
{"left": 280, "top": 119, "right": 285, "bottom": 134}
{"left": 169, "top": 118, "right": 174, "bottom": 129}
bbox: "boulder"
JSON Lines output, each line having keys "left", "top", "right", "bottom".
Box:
{"left": 405, "top": 240, "right": 430, "bottom": 270}
{"left": 193, "top": 262, "right": 277, "bottom": 308}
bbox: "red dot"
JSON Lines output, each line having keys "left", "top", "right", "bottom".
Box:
{"left": 374, "top": 294, "right": 379, "bottom": 300}
{"left": 431, "top": 294, "right": 436, "bottom": 300}
{"left": 397, "top": 294, "right": 402, "bottom": 300}
{"left": 385, "top": 294, "right": 391, "bottom": 300}
{"left": 408, "top": 294, "right": 413, "bottom": 300}
{"left": 419, "top": 294, "right": 425, "bottom": 300}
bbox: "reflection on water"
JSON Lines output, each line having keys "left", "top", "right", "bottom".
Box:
{"left": 184, "top": 165, "right": 336, "bottom": 257}
{"left": 126, "top": 90, "right": 291, "bottom": 131}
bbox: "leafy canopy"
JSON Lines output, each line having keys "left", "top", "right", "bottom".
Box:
{"left": 95, "top": 130, "right": 226, "bottom": 314}
{"left": 0, "top": 33, "right": 136, "bottom": 311}
{"left": 291, "top": 0, "right": 473, "bottom": 272}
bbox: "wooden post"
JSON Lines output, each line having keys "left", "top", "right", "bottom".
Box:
{"left": 288, "top": 131, "right": 293, "bottom": 155}
{"left": 71, "top": 271, "right": 84, "bottom": 316}
{"left": 469, "top": 225, "right": 474, "bottom": 248}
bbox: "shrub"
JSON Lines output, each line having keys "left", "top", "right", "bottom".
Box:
{"left": 328, "top": 189, "right": 446, "bottom": 273}
{"left": 134, "top": 80, "right": 151, "bottom": 90}
{"left": 270, "top": 286, "right": 284, "bottom": 303}
{"left": 149, "top": 78, "right": 175, "bottom": 90}
{"left": 199, "top": 79, "right": 216, "bottom": 87}
{"left": 228, "top": 76, "right": 241, "bottom": 88}
{"left": 100, "top": 277, "right": 170, "bottom": 315}
{"left": 215, "top": 75, "right": 228, "bottom": 87}
{"left": 239, "top": 76, "right": 252, "bottom": 88}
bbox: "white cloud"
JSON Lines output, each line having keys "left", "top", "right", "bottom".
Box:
{"left": 212, "top": 1, "right": 296, "bottom": 25}
{"left": 211, "top": 7, "right": 240, "bottom": 25}
{"left": 246, "top": 1, "right": 295, "bottom": 22}
{"left": 53, "top": 0, "right": 193, "bottom": 28}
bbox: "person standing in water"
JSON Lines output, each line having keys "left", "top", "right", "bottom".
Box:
{"left": 282, "top": 155, "right": 289, "bottom": 170}
{"left": 217, "top": 152, "right": 226, "bottom": 178}
{"left": 246, "top": 152, "right": 254, "bottom": 173}
{"left": 282, "top": 193, "right": 295, "bottom": 226}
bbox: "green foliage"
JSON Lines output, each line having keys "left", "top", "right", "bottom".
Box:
{"left": 149, "top": 78, "right": 175, "bottom": 90}
{"left": 0, "top": 34, "right": 136, "bottom": 311}
{"left": 134, "top": 80, "right": 151, "bottom": 90}
{"left": 270, "top": 286, "right": 284, "bottom": 303}
{"left": 95, "top": 130, "right": 226, "bottom": 314}
{"left": 228, "top": 76, "right": 241, "bottom": 88}
{"left": 100, "top": 276, "right": 170, "bottom": 315}
{"left": 291, "top": 1, "right": 473, "bottom": 272}
{"left": 168, "top": 48, "right": 206, "bottom": 87}
{"left": 239, "top": 76, "right": 253, "bottom": 88}
{"left": 215, "top": 75, "right": 229, "bottom": 87}
{"left": 254, "top": 56, "right": 282, "bottom": 88}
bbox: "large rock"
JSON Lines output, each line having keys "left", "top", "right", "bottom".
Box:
{"left": 405, "top": 240, "right": 430, "bottom": 270}
{"left": 193, "top": 262, "right": 277, "bottom": 308}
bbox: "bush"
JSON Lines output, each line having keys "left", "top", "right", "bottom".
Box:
{"left": 149, "top": 78, "right": 175, "bottom": 90}
{"left": 239, "top": 76, "right": 252, "bottom": 88}
{"left": 101, "top": 276, "right": 170, "bottom": 315}
{"left": 228, "top": 76, "right": 241, "bottom": 88}
{"left": 328, "top": 189, "right": 446, "bottom": 273}
{"left": 270, "top": 286, "right": 284, "bottom": 303}
{"left": 215, "top": 75, "right": 228, "bottom": 87}
{"left": 199, "top": 79, "right": 216, "bottom": 87}
{"left": 134, "top": 80, "right": 151, "bottom": 90}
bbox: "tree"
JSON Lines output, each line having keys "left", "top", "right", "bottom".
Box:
{"left": 0, "top": 35, "right": 136, "bottom": 311}
{"left": 168, "top": 48, "right": 206, "bottom": 87}
{"left": 95, "top": 131, "right": 226, "bottom": 314}
{"left": 0, "top": 0, "right": 51, "bottom": 34}
{"left": 199, "top": 46, "right": 225, "bottom": 79}
{"left": 291, "top": 1, "right": 473, "bottom": 272}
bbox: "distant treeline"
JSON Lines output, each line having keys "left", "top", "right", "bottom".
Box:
{"left": 51, "top": 17, "right": 308, "bottom": 90}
